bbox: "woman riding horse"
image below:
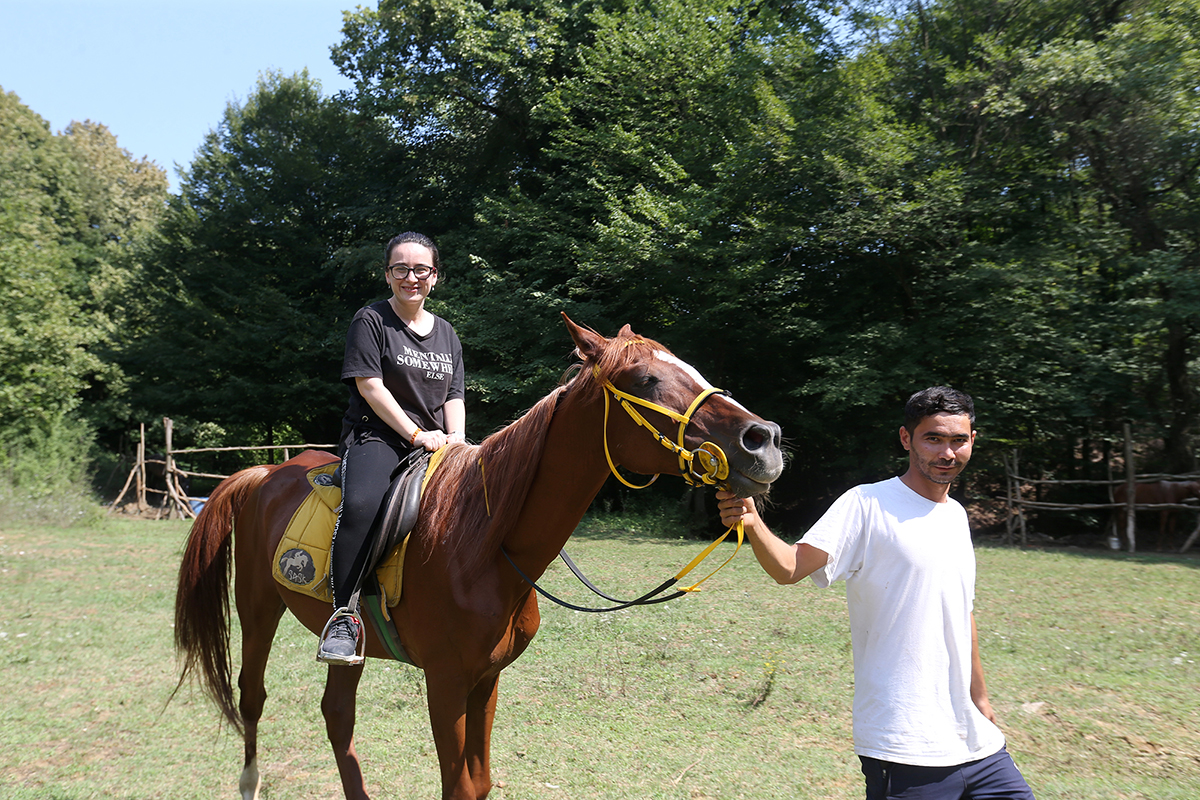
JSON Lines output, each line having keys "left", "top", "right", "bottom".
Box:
{"left": 320, "top": 231, "right": 466, "bottom": 664}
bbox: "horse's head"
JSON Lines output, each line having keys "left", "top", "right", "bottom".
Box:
{"left": 563, "top": 314, "right": 783, "bottom": 497}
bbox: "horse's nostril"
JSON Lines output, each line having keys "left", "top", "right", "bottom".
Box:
{"left": 743, "top": 423, "right": 771, "bottom": 451}
{"left": 741, "top": 421, "right": 783, "bottom": 454}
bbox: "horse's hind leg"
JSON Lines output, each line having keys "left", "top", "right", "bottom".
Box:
{"left": 235, "top": 587, "right": 286, "bottom": 800}
{"left": 323, "top": 663, "right": 370, "bottom": 799}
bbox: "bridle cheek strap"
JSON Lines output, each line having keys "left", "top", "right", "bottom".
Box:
{"left": 596, "top": 378, "right": 743, "bottom": 593}
{"left": 600, "top": 378, "right": 732, "bottom": 490}
{"left": 677, "top": 388, "right": 731, "bottom": 486}
{"left": 600, "top": 388, "right": 659, "bottom": 489}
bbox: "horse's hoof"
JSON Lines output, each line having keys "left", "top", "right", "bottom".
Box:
{"left": 239, "top": 757, "right": 261, "bottom": 800}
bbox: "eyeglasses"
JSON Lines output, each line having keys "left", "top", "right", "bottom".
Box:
{"left": 387, "top": 263, "right": 436, "bottom": 280}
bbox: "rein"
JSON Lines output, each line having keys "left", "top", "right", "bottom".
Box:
{"left": 503, "top": 519, "right": 743, "bottom": 613}
{"left": 499, "top": 357, "right": 745, "bottom": 613}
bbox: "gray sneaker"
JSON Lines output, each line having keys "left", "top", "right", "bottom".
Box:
{"left": 317, "top": 614, "right": 363, "bottom": 665}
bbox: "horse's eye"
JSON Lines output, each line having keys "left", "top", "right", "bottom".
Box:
{"left": 633, "top": 375, "right": 659, "bottom": 391}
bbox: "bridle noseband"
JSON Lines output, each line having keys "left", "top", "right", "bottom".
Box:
{"left": 596, "top": 365, "right": 733, "bottom": 490}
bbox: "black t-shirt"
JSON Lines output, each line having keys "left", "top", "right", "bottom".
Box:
{"left": 339, "top": 300, "right": 465, "bottom": 449}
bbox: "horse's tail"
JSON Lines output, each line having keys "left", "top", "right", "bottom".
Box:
{"left": 172, "top": 465, "right": 271, "bottom": 734}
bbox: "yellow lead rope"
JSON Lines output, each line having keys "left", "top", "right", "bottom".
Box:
{"left": 674, "top": 520, "right": 744, "bottom": 592}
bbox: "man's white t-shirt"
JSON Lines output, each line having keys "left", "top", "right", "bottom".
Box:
{"left": 800, "top": 476, "right": 1006, "bottom": 766}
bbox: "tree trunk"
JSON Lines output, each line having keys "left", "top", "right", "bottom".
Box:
{"left": 1163, "top": 319, "right": 1197, "bottom": 473}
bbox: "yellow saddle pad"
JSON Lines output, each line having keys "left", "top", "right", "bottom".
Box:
{"left": 272, "top": 461, "right": 409, "bottom": 608}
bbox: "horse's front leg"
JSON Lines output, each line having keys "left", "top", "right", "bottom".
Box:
{"left": 322, "top": 663, "right": 370, "bottom": 800}
{"left": 426, "top": 667, "right": 481, "bottom": 800}
{"left": 465, "top": 673, "right": 500, "bottom": 799}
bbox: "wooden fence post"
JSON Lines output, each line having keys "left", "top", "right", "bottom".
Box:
{"left": 1003, "top": 451, "right": 1014, "bottom": 546}
{"left": 1105, "top": 457, "right": 1120, "bottom": 550}
{"left": 1013, "top": 449, "right": 1027, "bottom": 547}
{"left": 1124, "top": 421, "right": 1137, "bottom": 554}
{"left": 163, "top": 417, "right": 175, "bottom": 518}
{"left": 136, "top": 425, "right": 148, "bottom": 511}
{"left": 106, "top": 428, "right": 145, "bottom": 514}
{"left": 1182, "top": 519, "right": 1200, "bottom": 554}
{"left": 162, "top": 417, "right": 194, "bottom": 520}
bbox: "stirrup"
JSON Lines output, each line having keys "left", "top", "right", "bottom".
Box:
{"left": 316, "top": 607, "right": 366, "bottom": 666}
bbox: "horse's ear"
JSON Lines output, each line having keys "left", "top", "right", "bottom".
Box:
{"left": 562, "top": 312, "right": 607, "bottom": 362}
{"left": 617, "top": 324, "right": 633, "bottom": 337}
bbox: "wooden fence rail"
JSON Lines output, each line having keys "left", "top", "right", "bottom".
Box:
{"left": 1003, "top": 422, "right": 1200, "bottom": 554}
{"left": 108, "top": 417, "right": 334, "bottom": 520}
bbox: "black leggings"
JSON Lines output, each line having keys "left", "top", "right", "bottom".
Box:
{"left": 330, "top": 435, "right": 411, "bottom": 609}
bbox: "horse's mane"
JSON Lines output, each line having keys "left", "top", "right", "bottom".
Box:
{"left": 416, "top": 325, "right": 668, "bottom": 579}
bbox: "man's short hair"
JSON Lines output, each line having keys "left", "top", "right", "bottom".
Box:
{"left": 904, "top": 386, "right": 975, "bottom": 434}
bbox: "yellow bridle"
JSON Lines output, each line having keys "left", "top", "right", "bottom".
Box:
{"left": 595, "top": 366, "right": 742, "bottom": 594}
{"left": 597, "top": 369, "right": 732, "bottom": 491}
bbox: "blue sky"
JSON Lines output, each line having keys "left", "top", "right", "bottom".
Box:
{"left": 1, "top": 0, "right": 358, "bottom": 190}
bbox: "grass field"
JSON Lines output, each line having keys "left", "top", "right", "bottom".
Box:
{"left": 1, "top": 513, "right": 1197, "bottom": 799}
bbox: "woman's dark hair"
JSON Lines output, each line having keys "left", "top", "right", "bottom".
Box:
{"left": 903, "top": 386, "right": 975, "bottom": 434}
{"left": 385, "top": 231, "right": 440, "bottom": 271}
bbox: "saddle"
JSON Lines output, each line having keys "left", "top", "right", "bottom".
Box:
{"left": 273, "top": 450, "right": 437, "bottom": 664}
{"left": 356, "top": 448, "right": 430, "bottom": 583}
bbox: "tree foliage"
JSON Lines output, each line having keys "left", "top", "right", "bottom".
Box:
{"left": 0, "top": 89, "right": 167, "bottom": 453}
{"left": 11, "top": 0, "right": 1200, "bottom": 523}
{"left": 863, "top": 0, "right": 1200, "bottom": 474}
{"left": 118, "top": 72, "right": 402, "bottom": 446}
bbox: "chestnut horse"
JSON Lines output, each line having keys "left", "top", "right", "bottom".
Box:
{"left": 1113, "top": 479, "right": 1200, "bottom": 551}
{"left": 174, "top": 315, "right": 783, "bottom": 800}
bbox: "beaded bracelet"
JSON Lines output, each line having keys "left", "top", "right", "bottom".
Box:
{"left": 410, "top": 428, "right": 422, "bottom": 445}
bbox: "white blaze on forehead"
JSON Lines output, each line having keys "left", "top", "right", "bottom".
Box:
{"left": 655, "top": 351, "right": 750, "bottom": 412}
{"left": 655, "top": 351, "right": 712, "bottom": 389}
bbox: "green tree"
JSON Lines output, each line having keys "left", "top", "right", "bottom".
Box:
{"left": 333, "top": 0, "right": 609, "bottom": 431}
{"left": 769, "top": 0, "right": 1200, "bottom": 499}
{"left": 0, "top": 89, "right": 167, "bottom": 517}
{"left": 0, "top": 91, "right": 167, "bottom": 444}
{"left": 335, "top": 0, "right": 846, "bottom": 442}
{"left": 887, "top": 0, "right": 1200, "bottom": 471}
{"left": 121, "top": 71, "right": 399, "bottom": 447}
{"left": 0, "top": 90, "right": 91, "bottom": 438}
{"left": 60, "top": 120, "right": 170, "bottom": 431}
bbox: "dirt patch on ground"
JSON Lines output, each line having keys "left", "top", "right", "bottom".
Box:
{"left": 106, "top": 501, "right": 189, "bottom": 521}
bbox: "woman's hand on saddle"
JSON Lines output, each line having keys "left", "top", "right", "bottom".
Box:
{"left": 413, "top": 429, "right": 449, "bottom": 451}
